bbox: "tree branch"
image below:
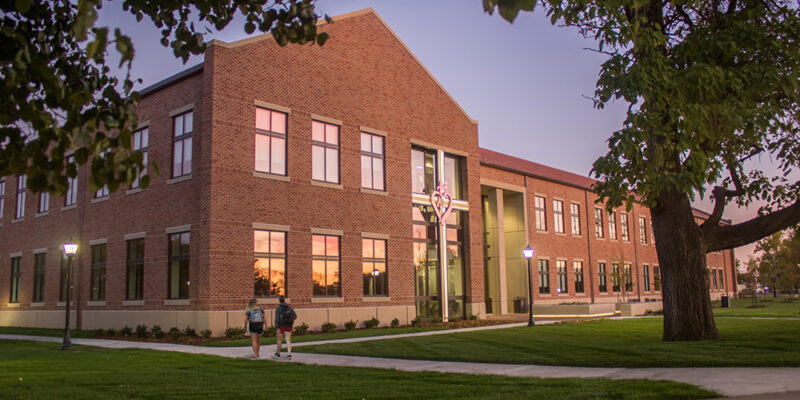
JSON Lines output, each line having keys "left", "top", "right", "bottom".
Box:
{"left": 702, "top": 162, "right": 746, "bottom": 227}
{"left": 704, "top": 199, "right": 800, "bottom": 252}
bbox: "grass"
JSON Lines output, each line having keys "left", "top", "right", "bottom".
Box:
{"left": 296, "top": 317, "right": 800, "bottom": 368}
{"left": 0, "top": 341, "right": 716, "bottom": 400}
{"left": 203, "top": 326, "right": 446, "bottom": 347}
{"left": 712, "top": 297, "right": 800, "bottom": 318}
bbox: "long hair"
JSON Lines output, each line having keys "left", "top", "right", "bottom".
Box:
{"left": 246, "top": 297, "right": 257, "bottom": 312}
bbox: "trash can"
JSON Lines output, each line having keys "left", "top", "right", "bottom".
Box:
{"left": 513, "top": 297, "right": 528, "bottom": 313}
{"left": 721, "top": 295, "right": 729, "bottom": 308}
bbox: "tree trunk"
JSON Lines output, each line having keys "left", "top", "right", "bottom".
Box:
{"left": 651, "top": 188, "right": 719, "bottom": 341}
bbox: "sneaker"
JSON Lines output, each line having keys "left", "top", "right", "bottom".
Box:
{"left": 286, "top": 354, "right": 292, "bottom": 361}
{"left": 272, "top": 353, "right": 281, "bottom": 360}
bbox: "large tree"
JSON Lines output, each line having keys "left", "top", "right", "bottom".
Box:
{"left": 1, "top": 0, "right": 327, "bottom": 194}
{"left": 484, "top": 0, "right": 800, "bottom": 340}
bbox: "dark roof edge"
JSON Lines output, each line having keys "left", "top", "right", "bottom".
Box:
{"left": 137, "top": 63, "right": 204, "bottom": 98}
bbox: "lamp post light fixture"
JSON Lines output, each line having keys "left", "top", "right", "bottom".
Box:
{"left": 60, "top": 241, "right": 78, "bottom": 350}
{"left": 522, "top": 245, "right": 535, "bottom": 327}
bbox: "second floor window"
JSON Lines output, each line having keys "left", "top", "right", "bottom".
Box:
{"left": 90, "top": 244, "right": 107, "bottom": 301}
{"left": 172, "top": 111, "right": 193, "bottom": 178}
{"left": 0, "top": 180, "right": 5, "bottom": 223}
{"left": 15, "top": 175, "right": 26, "bottom": 219}
{"left": 363, "top": 238, "right": 387, "bottom": 296}
{"left": 38, "top": 192, "right": 49, "bottom": 213}
{"left": 594, "top": 208, "right": 604, "bottom": 238}
{"left": 312, "top": 234, "right": 340, "bottom": 296}
{"left": 553, "top": 200, "right": 564, "bottom": 233}
{"left": 95, "top": 151, "right": 109, "bottom": 198}
{"left": 361, "top": 132, "right": 385, "bottom": 191}
{"left": 65, "top": 155, "right": 78, "bottom": 206}
{"left": 620, "top": 213, "right": 630, "bottom": 241}
{"left": 639, "top": 216, "right": 648, "bottom": 244}
{"left": 312, "top": 121, "right": 339, "bottom": 184}
{"left": 570, "top": 203, "right": 581, "bottom": 235}
{"left": 535, "top": 196, "right": 547, "bottom": 231}
{"left": 255, "top": 108, "right": 287, "bottom": 175}
{"left": 254, "top": 230, "right": 286, "bottom": 297}
{"left": 609, "top": 211, "right": 617, "bottom": 240}
{"left": 132, "top": 127, "right": 149, "bottom": 188}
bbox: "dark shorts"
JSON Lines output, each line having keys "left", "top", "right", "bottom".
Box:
{"left": 278, "top": 325, "right": 292, "bottom": 333}
{"left": 249, "top": 322, "right": 264, "bottom": 335}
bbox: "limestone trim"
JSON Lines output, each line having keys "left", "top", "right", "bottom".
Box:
{"left": 360, "top": 188, "right": 387, "bottom": 196}
{"left": 166, "top": 174, "right": 192, "bottom": 185}
{"left": 169, "top": 103, "right": 194, "bottom": 117}
{"left": 310, "top": 297, "right": 344, "bottom": 304}
{"left": 359, "top": 126, "right": 387, "bottom": 137}
{"left": 311, "top": 228, "right": 343, "bottom": 236}
{"left": 165, "top": 225, "right": 191, "bottom": 234}
{"left": 124, "top": 232, "right": 147, "bottom": 241}
{"left": 409, "top": 139, "right": 469, "bottom": 157}
{"left": 33, "top": 247, "right": 48, "bottom": 254}
{"left": 310, "top": 114, "right": 343, "bottom": 126}
{"left": 361, "top": 232, "right": 390, "bottom": 240}
{"left": 361, "top": 296, "right": 391, "bottom": 303}
{"left": 253, "top": 171, "right": 290, "bottom": 182}
{"left": 252, "top": 223, "right": 290, "bottom": 232}
{"left": 164, "top": 299, "right": 190, "bottom": 306}
{"left": 89, "top": 238, "right": 108, "bottom": 246}
{"left": 254, "top": 100, "right": 291, "bottom": 114}
{"left": 310, "top": 181, "right": 343, "bottom": 190}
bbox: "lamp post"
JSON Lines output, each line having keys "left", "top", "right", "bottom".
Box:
{"left": 60, "top": 241, "right": 78, "bottom": 350}
{"left": 522, "top": 245, "right": 535, "bottom": 327}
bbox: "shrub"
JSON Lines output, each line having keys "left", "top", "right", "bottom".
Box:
{"left": 152, "top": 325, "right": 164, "bottom": 339}
{"left": 410, "top": 318, "right": 421, "bottom": 327}
{"left": 120, "top": 326, "right": 133, "bottom": 337}
{"left": 135, "top": 325, "right": 148, "bottom": 338}
{"left": 321, "top": 322, "right": 336, "bottom": 333}
{"left": 468, "top": 314, "right": 478, "bottom": 320}
{"left": 183, "top": 326, "right": 197, "bottom": 337}
{"left": 169, "top": 327, "right": 182, "bottom": 341}
{"left": 200, "top": 329, "right": 212, "bottom": 339}
{"left": 390, "top": 318, "right": 400, "bottom": 328}
{"left": 224, "top": 326, "right": 245, "bottom": 339}
{"left": 265, "top": 326, "right": 277, "bottom": 337}
{"left": 363, "top": 318, "right": 379, "bottom": 329}
{"left": 430, "top": 317, "right": 442, "bottom": 324}
{"left": 344, "top": 320, "right": 357, "bottom": 331}
{"left": 93, "top": 329, "right": 105, "bottom": 336}
{"left": 293, "top": 322, "right": 309, "bottom": 336}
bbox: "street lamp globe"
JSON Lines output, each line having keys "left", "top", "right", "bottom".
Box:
{"left": 63, "top": 242, "right": 78, "bottom": 255}
{"left": 522, "top": 245, "right": 534, "bottom": 259}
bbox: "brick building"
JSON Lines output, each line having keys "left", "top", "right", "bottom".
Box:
{"left": 0, "top": 9, "right": 735, "bottom": 333}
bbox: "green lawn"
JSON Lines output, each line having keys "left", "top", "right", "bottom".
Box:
{"left": 712, "top": 297, "right": 800, "bottom": 318}
{"left": 0, "top": 341, "right": 716, "bottom": 400}
{"left": 203, "top": 326, "right": 446, "bottom": 347}
{"left": 296, "top": 317, "right": 800, "bottom": 368}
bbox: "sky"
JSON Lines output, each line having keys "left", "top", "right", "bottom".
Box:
{"left": 97, "top": 0, "right": 771, "bottom": 264}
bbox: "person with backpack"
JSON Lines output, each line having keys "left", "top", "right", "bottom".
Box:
{"left": 273, "top": 295, "right": 296, "bottom": 360}
{"left": 244, "top": 298, "right": 265, "bottom": 358}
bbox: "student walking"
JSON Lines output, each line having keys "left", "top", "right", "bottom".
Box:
{"left": 273, "top": 295, "right": 296, "bottom": 360}
{"left": 245, "top": 298, "right": 265, "bottom": 358}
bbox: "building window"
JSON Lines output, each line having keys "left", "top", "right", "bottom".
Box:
{"left": 411, "top": 148, "right": 435, "bottom": 194}
{"left": 15, "top": 175, "right": 25, "bottom": 219}
{"left": 654, "top": 265, "right": 661, "bottom": 291}
{"left": 623, "top": 263, "right": 633, "bottom": 292}
{"left": 711, "top": 268, "right": 718, "bottom": 290}
{"left": 94, "top": 151, "right": 109, "bottom": 198}
{"left": 570, "top": 203, "right": 581, "bottom": 235}
{"left": 363, "top": 238, "right": 387, "bottom": 296}
{"left": 254, "top": 230, "right": 286, "bottom": 297}
{"left": 312, "top": 234, "right": 340, "bottom": 296}
{"left": 126, "top": 238, "right": 144, "bottom": 300}
{"left": 38, "top": 192, "right": 49, "bottom": 214}
{"left": 620, "top": 213, "right": 630, "bottom": 242}
{"left": 172, "top": 111, "right": 193, "bottom": 178}
{"left": 443, "top": 156, "right": 463, "bottom": 199}
{"left": 33, "top": 253, "right": 46, "bottom": 302}
{"left": 59, "top": 253, "right": 69, "bottom": 302}
{"left": 594, "top": 208, "right": 604, "bottom": 238}
{"left": 535, "top": 196, "right": 547, "bottom": 231}
{"left": 168, "top": 232, "right": 190, "bottom": 299}
{"left": 311, "top": 120, "right": 339, "bottom": 184}
{"left": 574, "top": 261, "right": 584, "bottom": 293}
{"left": 718, "top": 270, "right": 725, "bottom": 290}
{"left": 639, "top": 216, "right": 647, "bottom": 245}
{"left": 254, "top": 108, "right": 287, "bottom": 175}
{"left": 609, "top": 211, "right": 617, "bottom": 240}
{"left": 0, "top": 180, "right": 5, "bottom": 223}
{"left": 90, "top": 244, "right": 106, "bottom": 301}
{"left": 556, "top": 260, "right": 567, "bottom": 294}
{"left": 361, "top": 132, "right": 385, "bottom": 191}
{"left": 643, "top": 265, "right": 650, "bottom": 292}
{"left": 9, "top": 257, "right": 21, "bottom": 303}
{"left": 538, "top": 259, "right": 550, "bottom": 294}
{"left": 611, "top": 263, "right": 620, "bottom": 293}
{"left": 131, "top": 127, "right": 149, "bottom": 188}
{"left": 650, "top": 221, "right": 656, "bottom": 245}
{"left": 65, "top": 155, "right": 78, "bottom": 206}
{"left": 553, "top": 200, "right": 564, "bottom": 234}
{"left": 598, "top": 262, "right": 607, "bottom": 292}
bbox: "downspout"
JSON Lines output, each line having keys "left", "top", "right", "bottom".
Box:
{"left": 584, "top": 190, "right": 594, "bottom": 304}
{"left": 75, "top": 163, "right": 87, "bottom": 330}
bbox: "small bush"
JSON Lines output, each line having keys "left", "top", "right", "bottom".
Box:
{"left": 390, "top": 318, "right": 400, "bottom": 328}
{"left": 293, "top": 322, "right": 309, "bottom": 336}
{"left": 120, "top": 326, "right": 133, "bottom": 337}
{"left": 152, "top": 325, "right": 164, "bottom": 339}
{"left": 411, "top": 318, "right": 421, "bottom": 327}
{"left": 169, "top": 327, "right": 182, "bottom": 341}
{"left": 135, "top": 325, "right": 148, "bottom": 338}
{"left": 468, "top": 314, "right": 478, "bottom": 321}
{"left": 200, "top": 329, "right": 212, "bottom": 339}
{"left": 183, "top": 326, "right": 197, "bottom": 337}
{"left": 430, "top": 317, "right": 442, "bottom": 324}
{"left": 321, "top": 322, "right": 337, "bottom": 333}
{"left": 645, "top": 309, "right": 664, "bottom": 316}
{"left": 105, "top": 328, "right": 116, "bottom": 336}
{"left": 93, "top": 329, "right": 105, "bottom": 336}
{"left": 265, "top": 326, "right": 277, "bottom": 337}
{"left": 224, "top": 326, "right": 245, "bottom": 339}
{"left": 363, "top": 318, "right": 379, "bottom": 329}
{"left": 344, "top": 320, "right": 357, "bottom": 331}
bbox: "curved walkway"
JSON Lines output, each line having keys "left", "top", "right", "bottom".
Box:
{"left": 3, "top": 327, "right": 800, "bottom": 399}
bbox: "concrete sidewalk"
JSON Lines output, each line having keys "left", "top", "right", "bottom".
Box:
{"left": 3, "top": 330, "right": 799, "bottom": 399}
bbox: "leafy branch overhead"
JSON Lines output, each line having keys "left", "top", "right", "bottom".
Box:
{"left": 0, "top": 0, "right": 329, "bottom": 194}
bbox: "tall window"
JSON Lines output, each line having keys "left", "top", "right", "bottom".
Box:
{"left": 620, "top": 213, "right": 630, "bottom": 241}
{"left": 574, "top": 261, "right": 584, "bottom": 293}
{"left": 94, "top": 151, "right": 109, "bottom": 198}
{"left": 90, "top": 244, "right": 106, "bottom": 301}
{"left": 443, "top": 156, "right": 463, "bottom": 199}
{"left": 553, "top": 200, "right": 564, "bottom": 233}
{"left": 254, "top": 230, "right": 286, "bottom": 296}
{"left": 538, "top": 259, "right": 550, "bottom": 294}
{"left": 15, "top": 175, "right": 25, "bottom": 219}
{"left": 594, "top": 208, "right": 604, "bottom": 238}
{"left": 556, "top": 260, "right": 567, "bottom": 294}
{"left": 711, "top": 268, "right": 718, "bottom": 290}
{"left": 598, "top": 262, "right": 608, "bottom": 292}
{"left": 639, "top": 216, "right": 648, "bottom": 244}
{"left": 33, "top": 253, "right": 46, "bottom": 302}
{"left": 254, "top": 108, "right": 287, "bottom": 175}
{"left": 650, "top": 221, "right": 656, "bottom": 245}
{"left": 611, "top": 263, "right": 620, "bottom": 292}
{"left": 131, "top": 127, "right": 149, "bottom": 188}
{"left": 172, "top": 111, "right": 193, "bottom": 178}
{"left": 126, "top": 239, "right": 145, "bottom": 300}
{"left": 363, "top": 238, "right": 387, "bottom": 296}
{"left": 654, "top": 265, "right": 661, "bottom": 291}
{"left": 361, "top": 132, "right": 385, "bottom": 191}
{"left": 38, "top": 192, "right": 49, "bottom": 214}
{"left": 608, "top": 211, "right": 617, "bottom": 240}
{"left": 312, "top": 234, "right": 340, "bottom": 296}
{"left": 623, "top": 263, "right": 633, "bottom": 292}
{"left": 9, "top": 257, "right": 21, "bottom": 303}
{"left": 0, "top": 180, "right": 5, "bottom": 223}
{"left": 65, "top": 155, "right": 78, "bottom": 206}
{"left": 168, "top": 232, "right": 190, "bottom": 299}
{"left": 570, "top": 203, "right": 581, "bottom": 235}
{"left": 311, "top": 121, "right": 339, "bottom": 184}
{"left": 535, "top": 196, "right": 547, "bottom": 231}
{"left": 718, "top": 270, "right": 725, "bottom": 290}
{"left": 411, "top": 148, "right": 435, "bottom": 194}
{"left": 59, "top": 254, "right": 69, "bottom": 302}
{"left": 643, "top": 265, "right": 650, "bottom": 292}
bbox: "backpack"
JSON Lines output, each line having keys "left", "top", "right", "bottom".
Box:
{"left": 279, "top": 305, "right": 297, "bottom": 327}
{"left": 250, "top": 308, "right": 264, "bottom": 323}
